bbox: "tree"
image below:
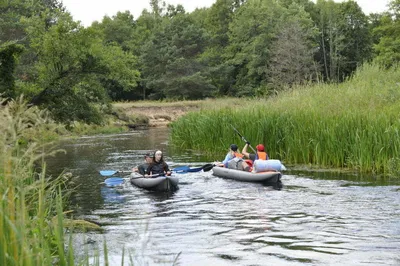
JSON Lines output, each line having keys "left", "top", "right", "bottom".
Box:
{"left": 313, "top": 0, "right": 371, "bottom": 82}
{"left": 337, "top": 1, "right": 372, "bottom": 76}
{"left": 23, "top": 11, "right": 139, "bottom": 124}
{"left": 372, "top": 0, "right": 400, "bottom": 67}
{"left": 92, "top": 11, "right": 136, "bottom": 52}
{"left": 0, "top": 43, "right": 24, "bottom": 99}
{"left": 197, "top": 0, "right": 239, "bottom": 96}
{"left": 0, "top": 0, "right": 65, "bottom": 99}
{"left": 227, "top": 0, "right": 285, "bottom": 96}
{"left": 268, "top": 3, "right": 319, "bottom": 91}
{"left": 140, "top": 12, "right": 215, "bottom": 99}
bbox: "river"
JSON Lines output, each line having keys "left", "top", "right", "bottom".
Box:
{"left": 46, "top": 128, "right": 400, "bottom": 266}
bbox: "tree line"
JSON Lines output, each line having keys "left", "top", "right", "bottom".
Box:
{"left": 1, "top": 0, "right": 399, "bottom": 124}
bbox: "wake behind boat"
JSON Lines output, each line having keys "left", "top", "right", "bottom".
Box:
{"left": 130, "top": 173, "right": 179, "bottom": 192}
{"left": 212, "top": 166, "right": 281, "bottom": 183}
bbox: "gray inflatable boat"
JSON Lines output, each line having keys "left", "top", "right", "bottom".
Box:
{"left": 212, "top": 167, "right": 281, "bottom": 183}
{"left": 130, "top": 174, "right": 179, "bottom": 192}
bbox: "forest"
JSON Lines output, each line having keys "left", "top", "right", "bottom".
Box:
{"left": 1, "top": 0, "right": 399, "bottom": 124}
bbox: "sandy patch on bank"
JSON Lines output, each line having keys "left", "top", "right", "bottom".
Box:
{"left": 118, "top": 104, "right": 200, "bottom": 127}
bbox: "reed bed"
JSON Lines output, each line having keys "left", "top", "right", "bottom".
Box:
{"left": 170, "top": 64, "right": 400, "bottom": 176}
{"left": 0, "top": 97, "right": 105, "bottom": 265}
{"left": 1, "top": 96, "right": 179, "bottom": 265}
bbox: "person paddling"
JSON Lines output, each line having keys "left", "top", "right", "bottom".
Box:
{"left": 216, "top": 144, "right": 250, "bottom": 171}
{"left": 242, "top": 143, "right": 269, "bottom": 161}
{"left": 146, "top": 150, "right": 171, "bottom": 177}
{"left": 132, "top": 153, "right": 153, "bottom": 175}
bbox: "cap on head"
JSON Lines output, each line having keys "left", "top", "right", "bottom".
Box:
{"left": 230, "top": 144, "right": 238, "bottom": 152}
{"left": 155, "top": 150, "right": 162, "bottom": 155}
{"left": 144, "top": 153, "right": 151, "bottom": 158}
{"left": 256, "top": 144, "right": 265, "bottom": 152}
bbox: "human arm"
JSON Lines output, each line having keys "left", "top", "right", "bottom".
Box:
{"left": 163, "top": 162, "right": 171, "bottom": 176}
{"left": 138, "top": 164, "right": 148, "bottom": 175}
{"left": 145, "top": 164, "right": 152, "bottom": 177}
{"left": 242, "top": 143, "right": 251, "bottom": 159}
{"left": 222, "top": 152, "right": 233, "bottom": 166}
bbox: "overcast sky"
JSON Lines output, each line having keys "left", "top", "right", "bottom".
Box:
{"left": 61, "top": 0, "right": 391, "bottom": 27}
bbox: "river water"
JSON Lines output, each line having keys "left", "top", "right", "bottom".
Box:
{"left": 46, "top": 128, "right": 400, "bottom": 266}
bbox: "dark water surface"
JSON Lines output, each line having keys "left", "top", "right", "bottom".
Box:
{"left": 46, "top": 128, "right": 400, "bottom": 266}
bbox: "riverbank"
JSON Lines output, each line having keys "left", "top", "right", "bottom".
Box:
{"left": 111, "top": 98, "right": 249, "bottom": 128}
{"left": 113, "top": 101, "right": 200, "bottom": 127}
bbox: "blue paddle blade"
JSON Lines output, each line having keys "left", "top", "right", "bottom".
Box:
{"left": 172, "top": 166, "right": 191, "bottom": 173}
{"left": 104, "top": 177, "right": 124, "bottom": 186}
{"left": 100, "top": 170, "right": 119, "bottom": 176}
{"left": 186, "top": 167, "right": 203, "bottom": 172}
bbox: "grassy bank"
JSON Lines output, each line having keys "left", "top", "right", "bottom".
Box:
{"left": 170, "top": 64, "right": 400, "bottom": 177}
{"left": 0, "top": 97, "right": 105, "bottom": 265}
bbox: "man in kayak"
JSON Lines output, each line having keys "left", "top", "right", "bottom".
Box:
{"left": 146, "top": 150, "right": 172, "bottom": 177}
{"left": 242, "top": 143, "right": 269, "bottom": 161}
{"left": 216, "top": 144, "right": 250, "bottom": 171}
{"left": 132, "top": 153, "right": 153, "bottom": 175}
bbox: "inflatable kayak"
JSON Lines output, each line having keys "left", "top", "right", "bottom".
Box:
{"left": 130, "top": 174, "right": 179, "bottom": 192}
{"left": 212, "top": 167, "right": 281, "bottom": 183}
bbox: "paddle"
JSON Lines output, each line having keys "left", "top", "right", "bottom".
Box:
{"left": 101, "top": 164, "right": 213, "bottom": 177}
{"left": 103, "top": 173, "right": 164, "bottom": 187}
{"left": 100, "top": 168, "right": 186, "bottom": 176}
{"left": 99, "top": 170, "right": 131, "bottom": 177}
{"left": 174, "top": 163, "right": 215, "bottom": 173}
{"left": 172, "top": 166, "right": 191, "bottom": 173}
{"left": 189, "top": 163, "right": 214, "bottom": 172}
{"left": 231, "top": 125, "right": 258, "bottom": 154}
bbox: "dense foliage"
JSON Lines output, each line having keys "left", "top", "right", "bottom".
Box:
{"left": 1, "top": 0, "right": 399, "bottom": 124}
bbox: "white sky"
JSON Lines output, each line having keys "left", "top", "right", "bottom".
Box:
{"left": 61, "top": 0, "right": 391, "bottom": 27}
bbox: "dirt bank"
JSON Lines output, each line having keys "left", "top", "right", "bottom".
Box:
{"left": 132, "top": 105, "right": 199, "bottom": 127}
{"left": 114, "top": 102, "right": 200, "bottom": 127}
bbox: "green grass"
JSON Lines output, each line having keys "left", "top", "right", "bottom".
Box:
{"left": 0, "top": 96, "right": 104, "bottom": 265}
{"left": 170, "top": 64, "right": 400, "bottom": 177}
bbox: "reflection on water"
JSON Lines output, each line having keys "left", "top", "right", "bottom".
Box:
{"left": 45, "top": 129, "right": 400, "bottom": 266}
{"left": 101, "top": 187, "right": 126, "bottom": 204}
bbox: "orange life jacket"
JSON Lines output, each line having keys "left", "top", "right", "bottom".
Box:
{"left": 257, "top": 151, "right": 268, "bottom": 160}
{"left": 233, "top": 152, "right": 244, "bottom": 158}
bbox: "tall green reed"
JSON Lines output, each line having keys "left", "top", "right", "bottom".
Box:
{"left": 170, "top": 64, "right": 400, "bottom": 176}
{"left": 1, "top": 96, "right": 178, "bottom": 265}
{"left": 0, "top": 96, "right": 108, "bottom": 265}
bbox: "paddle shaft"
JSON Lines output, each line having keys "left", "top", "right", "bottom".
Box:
{"left": 103, "top": 173, "right": 166, "bottom": 186}
{"left": 102, "top": 164, "right": 212, "bottom": 180}
{"left": 231, "top": 126, "right": 257, "bottom": 154}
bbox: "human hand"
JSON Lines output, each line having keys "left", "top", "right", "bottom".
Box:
{"left": 213, "top": 162, "right": 224, "bottom": 167}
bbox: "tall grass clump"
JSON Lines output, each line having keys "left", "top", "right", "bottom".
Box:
{"left": 170, "top": 64, "right": 400, "bottom": 176}
{"left": 0, "top": 96, "right": 101, "bottom": 265}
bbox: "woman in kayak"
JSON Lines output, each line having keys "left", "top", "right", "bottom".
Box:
{"left": 146, "top": 150, "right": 171, "bottom": 177}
